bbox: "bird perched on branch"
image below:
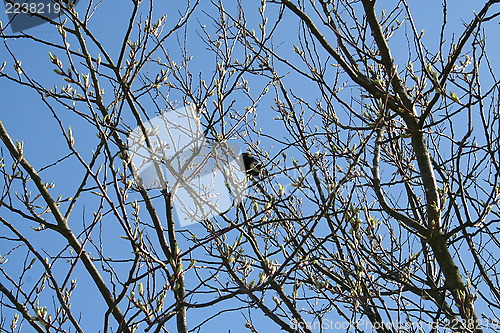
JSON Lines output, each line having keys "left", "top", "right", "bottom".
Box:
{"left": 242, "top": 152, "right": 266, "bottom": 178}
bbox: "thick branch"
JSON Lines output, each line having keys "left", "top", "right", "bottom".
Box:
{"left": 0, "top": 120, "right": 132, "bottom": 333}
{"left": 371, "top": 126, "right": 427, "bottom": 237}
{"left": 361, "top": 1, "right": 482, "bottom": 330}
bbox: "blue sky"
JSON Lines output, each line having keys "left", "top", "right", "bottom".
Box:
{"left": 1, "top": 1, "right": 500, "bottom": 332}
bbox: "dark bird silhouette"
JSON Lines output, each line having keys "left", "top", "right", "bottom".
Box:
{"left": 242, "top": 152, "right": 266, "bottom": 178}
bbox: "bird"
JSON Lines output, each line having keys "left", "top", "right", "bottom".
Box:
{"left": 241, "top": 152, "right": 266, "bottom": 178}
